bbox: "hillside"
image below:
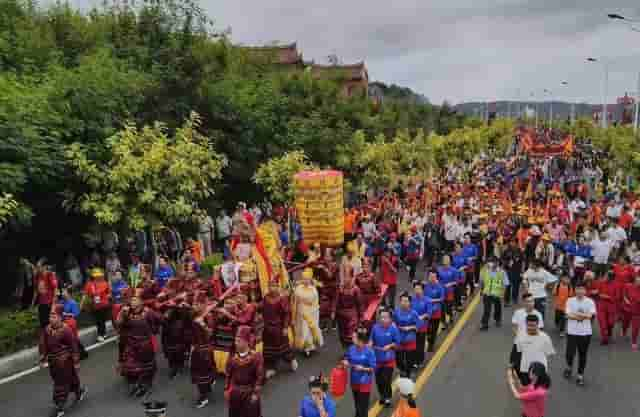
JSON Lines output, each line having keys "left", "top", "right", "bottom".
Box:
{"left": 455, "top": 101, "right": 601, "bottom": 120}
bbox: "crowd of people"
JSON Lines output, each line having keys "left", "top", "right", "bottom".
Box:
{"left": 32, "top": 127, "right": 640, "bottom": 417}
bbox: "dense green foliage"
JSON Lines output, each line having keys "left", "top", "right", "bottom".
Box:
{"left": 199, "top": 253, "right": 224, "bottom": 279}
{"left": 0, "top": 308, "right": 38, "bottom": 355}
{"left": 66, "top": 112, "right": 227, "bottom": 231}
{"left": 555, "top": 118, "right": 640, "bottom": 185}
{"left": 0, "top": 0, "right": 474, "bottom": 301}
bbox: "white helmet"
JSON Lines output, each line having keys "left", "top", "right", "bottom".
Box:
{"left": 397, "top": 377, "right": 415, "bottom": 397}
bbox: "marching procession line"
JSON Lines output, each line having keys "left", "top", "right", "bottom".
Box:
{"left": 367, "top": 293, "right": 481, "bottom": 417}
{"left": 0, "top": 336, "right": 118, "bottom": 386}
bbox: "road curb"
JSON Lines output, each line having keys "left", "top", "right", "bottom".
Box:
{"left": 0, "top": 322, "right": 115, "bottom": 382}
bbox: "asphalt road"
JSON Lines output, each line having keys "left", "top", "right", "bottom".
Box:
{"left": 3, "top": 263, "right": 638, "bottom": 417}
{"left": 0, "top": 265, "right": 422, "bottom": 417}
{"left": 417, "top": 300, "right": 640, "bottom": 417}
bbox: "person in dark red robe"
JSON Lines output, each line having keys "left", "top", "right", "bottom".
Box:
{"left": 139, "top": 276, "right": 161, "bottom": 309}
{"left": 262, "top": 280, "right": 297, "bottom": 379}
{"left": 39, "top": 308, "right": 87, "bottom": 417}
{"left": 161, "top": 301, "right": 190, "bottom": 379}
{"left": 316, "top": 249, "right": 339, "bottom": 330}
{"left": 190, "top": 295, "right": 216, "bottom": 409}
{"left": 333, "top": 271, "right": 362, "bottom": 348}
{"left": 355, "top": 258, "right": 379, "bottom": 309}
{"left": 225, "top": 325, "right": 265, "bottom": 417}
{"left": 117, "top": 294, "right": 162, "bottom": 397}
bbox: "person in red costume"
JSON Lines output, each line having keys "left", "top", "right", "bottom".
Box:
{"left": 262, "top": 280, "right": 297, "bottom": 378}
{"left": 333, "top": 270, "right": 363, "bottom": 349}
{"left": 593, "top": 271, "right": 620, "bottom": 345}
{"left": 33, "top": 263, "right": 58, "bottom": 329}
{"left": 622, "top": 275, "right": 640, "bottom": 350}
{"left": 225, "top": 325, "right": 265, "bottom": 417}
{"left": 39, "top": 306, "right": 87, "bottom": 417}
{"left": 190, "top": 294, "right": 216, "bottom": 409}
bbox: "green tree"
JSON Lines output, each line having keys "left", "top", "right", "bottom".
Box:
{"left": 0, "top": 193, "right": 18, "bottom": 228}
{"left": 253, "top": 150, "right": 317, "bottom": 205}
{"left": 65, "top": 112, "right": 227, "bottom": 231}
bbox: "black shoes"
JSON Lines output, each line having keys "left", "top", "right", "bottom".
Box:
{"left": 563, "top": 368, "right": 572, "bottom": 379}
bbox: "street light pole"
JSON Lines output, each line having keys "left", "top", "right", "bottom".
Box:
{"left": 635, "top": 71, "right": 640, "bottom": 133}
{"left": 587, "top": 57, "right": 608, "bottom": 128}
{"left": 561, "top": 81, "right": 572, "bottom": 125}
{"left": 607, "top": 12, "right": 640, "bottom": 130}
{"left": 603, "top": 60, "right": 609, "bottom": 128}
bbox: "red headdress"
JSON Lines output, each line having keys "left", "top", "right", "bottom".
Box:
{"left": 235, "top": 325, "right": 255, "bottom": 347}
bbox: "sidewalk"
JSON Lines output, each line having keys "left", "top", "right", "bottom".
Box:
{"left": 0, "top": 322, "right": 115, "bottom": 382}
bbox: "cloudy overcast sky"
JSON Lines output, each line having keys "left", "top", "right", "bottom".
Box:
{"left": 74, "top": 0, "right": 640, "bottom": 105}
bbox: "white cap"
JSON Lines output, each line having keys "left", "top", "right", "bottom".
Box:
{"left": 397, "top": 377, "right": 415, "bottom": 397}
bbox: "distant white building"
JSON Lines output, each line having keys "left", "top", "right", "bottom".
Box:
{"left": 524, "top": 106, "right": 536, "bottom": 118}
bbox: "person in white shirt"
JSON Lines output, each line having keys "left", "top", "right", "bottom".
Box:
{"left": 514, "top": 314, "right": 555, "bottom": 385}
{"left": 606, "top": 222, "right": 627, "bottom": 252}
{"left": 563, "top": 281, "right": 596, "bottom": 386}
{"left": 534, "top": 235, "right": 555, "bottom": 269}
{"left": 589, "top": 232, "right": 613, "bottom": 277}
{"left": 443, "top": 214, "right": 460, "bottom": 252}
{"left": 361, "top": 216, "right": 376, "bottom": 241}
{"left": 523, "top": 261, "right": 558, "bottom": 321}
{"left": 568, "top": 198, "right": 586, "bottom": 223}
{"left": 510, "top": 293, "right": 544, "bottom": 373}
{"left": 606, "top": 201, "right": 623, "bottom": 221}
{"left": 215, "top": 210, "right": 233, "bottom": 252}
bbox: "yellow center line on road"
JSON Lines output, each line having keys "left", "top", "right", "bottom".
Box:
{"left": 367, "top": 293, "right": 481, "bottom": 417}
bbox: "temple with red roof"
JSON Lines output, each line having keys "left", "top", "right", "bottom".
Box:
{"left": 238, "top": 42, "right": 369, "bottom": 99}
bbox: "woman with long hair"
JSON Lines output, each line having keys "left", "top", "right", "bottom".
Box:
{"left": 507, "top": 361, "right": 551, "bottom": 417}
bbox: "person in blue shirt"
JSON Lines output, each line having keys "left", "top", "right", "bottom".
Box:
{"left": 405, "top": 226, "right": 423, "bottom": 281}
{"left": 298, "top": 375, "right": 337, "bottom": 417}
{"left": 389, "top": 233, "right": 402, "bottom": 259}
{"left": 451, "top": 243, "right": 469, "bottom": 311}
{"left": 462, "top": 234, "right": 479, "bottom": 262}
{"left": 57, "top": 286, "right": 88, "bottom": 359}
{"left": 424, "top": 271, "right": 445, "bottom": 352}
{"left": 437, "top": 255, "right": 463, "bottom": 328}
{"left": 370, "top": 308, "right": 400, "bottom": 407}
{"left": 462, "top": 233, "right": 480, "bottom": 295}
{"left": 393, "top": 292, "right": 421, "bottom": 377}
{"left": 411, "top": 281, "right": 433, "bottom": 368}
{"left": 343, "top": 328, "right": 377, "bottom": 417}
{"left": 58, "top": 286, "right": 80, "bottom": 319}
{"left": 154, "top": 256, "right": 175, "bottom": 289}
{"left": 111, "top": 270, "right": 129, "bottom": 306}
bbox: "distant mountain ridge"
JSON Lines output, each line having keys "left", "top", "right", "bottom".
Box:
{"left": 454, "top": 101, "right": 639, "bottom": 122}
{"left": 369, "top": 81, "right": 430, "bottom": 105}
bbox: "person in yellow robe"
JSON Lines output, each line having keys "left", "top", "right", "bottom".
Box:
{"left": 293, "top": 268, "right": 323, "bottom": 356}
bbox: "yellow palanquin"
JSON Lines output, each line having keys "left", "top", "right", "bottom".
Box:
{"left": 294, "top": 170, "right": 344, "bottom": 247}
{"left": 213, "top": 216, "right": 293, "bottom": 374}
{"left": 258, "top": 220, "right": 290, "bottom": 290}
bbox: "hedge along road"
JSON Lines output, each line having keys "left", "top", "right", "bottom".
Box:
{"left": 0, "top": 260, "right": 479, "bottom": 417}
